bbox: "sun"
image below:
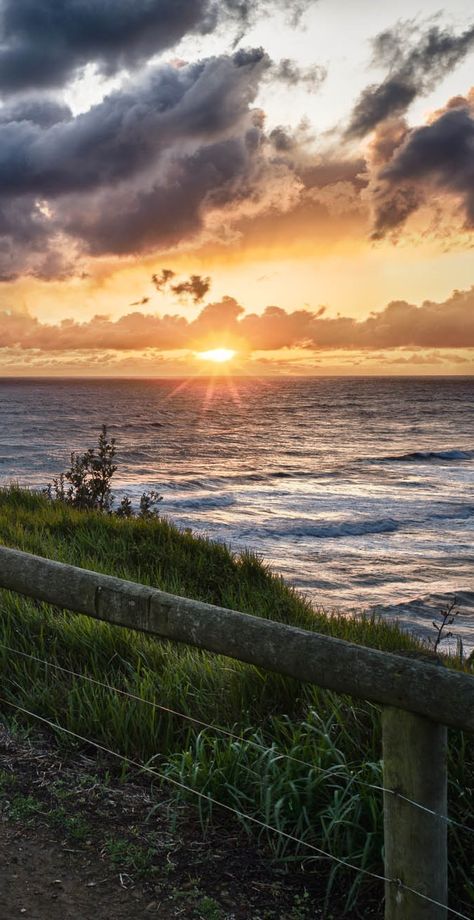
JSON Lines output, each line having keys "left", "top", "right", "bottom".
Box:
{"left": 196, "top": 348, "right": 236, "bottom": 363}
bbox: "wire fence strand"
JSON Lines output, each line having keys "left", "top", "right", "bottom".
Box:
{"left": 0, "top": 695, "right": 388, "bottom": 880}
{"left": 1, "top": 641, "right": 472, "bottom": 838}
{"left": 0, "top": 695, "right": 471, "bottom": 920}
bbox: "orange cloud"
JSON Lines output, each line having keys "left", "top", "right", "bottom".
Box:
{"left": 1, "top": 286, "right": 474, "bottom": 355}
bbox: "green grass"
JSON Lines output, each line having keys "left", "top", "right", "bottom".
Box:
{"left": 103, "top": 835, "right": 158, "bottom": 877}
{"left": 0, "top": 485, "right": 472, "bottom": 914}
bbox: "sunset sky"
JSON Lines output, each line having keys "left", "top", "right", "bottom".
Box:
{"left": 0, "top": 0, "right": 473, "bottom": 375}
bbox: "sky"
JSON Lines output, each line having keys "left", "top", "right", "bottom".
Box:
{"left": 0, "top": 0, "right": 473, "bottom": 376}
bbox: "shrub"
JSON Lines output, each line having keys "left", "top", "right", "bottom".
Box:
{"left": 45, "top": 425, "right": 162, "bottom": 517}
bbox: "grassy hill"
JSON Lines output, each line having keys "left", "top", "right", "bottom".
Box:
{"left": 0, "top": 486, "right": 472, "bottom": 914}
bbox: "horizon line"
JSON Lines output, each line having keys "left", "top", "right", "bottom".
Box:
{"left": 0, "top": 373, "right": 472, "bottom": 381}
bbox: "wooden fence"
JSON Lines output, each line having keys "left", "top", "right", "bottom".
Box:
{"left": 0, "top": 544, "right": 473, "bottom": 920}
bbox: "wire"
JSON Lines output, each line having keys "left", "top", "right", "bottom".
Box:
{"left": 2, "top": 641, "right": 473, "bottom": 837}
{"left": 389, "top": 881, "right": 473, "bottom": 920}
{"left": 2, "top": 641, "right": 381, "bottom": 776}
{"left": 375, "top": 784, "right": 474, "bottom": 835}
{"left": 0, "top": 695, "right": 387, "bottom": 881}
{"left": 1, "top": 696, "right": 471, "bottom": 920}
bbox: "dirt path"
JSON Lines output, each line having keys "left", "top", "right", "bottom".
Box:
{"left": 0, "top": 823, "right": 161, "bottom": 920}
{"left": 0, "top": 722, "right": 382, "bottom": 920}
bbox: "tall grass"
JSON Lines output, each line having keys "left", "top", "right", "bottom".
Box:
{"left": 0, "top": 486, "right": 472, "bottom": 913}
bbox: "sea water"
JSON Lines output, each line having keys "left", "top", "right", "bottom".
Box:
{"left": 0, "top": 376, "right": 473, "bottom": 649}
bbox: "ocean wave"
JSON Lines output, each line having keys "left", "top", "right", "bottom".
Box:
{"left": 376, "top": 449, "right": 474, "bottom": 464}
{"left": 431, "top": 505, "right": 474, "bottom": 524}
{"left": 376, "top": 591, "right": 474, "bottom": 653}
{"left": 164, "top": 478, "right": 213, "bottom": 491}
{"left": 269, "top": 470, "right": 317, "bottom": 479}
{"left": 241, "top": 518, "right": 400, "bottom": 540}
{"left": 108, "top": 420, "right": 164, "bottom": 432}
{"left": 172, "top": 469, "right": 340, "bottom": 490}
{"left": 239, "top": 503, "right": 474, "bottom": 541}
{"left": 167, "top": 494, "right": 236, "bottom": 511}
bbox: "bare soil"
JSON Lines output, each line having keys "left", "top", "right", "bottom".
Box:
{"left": 0, "top": 723, "right": 383, "bottom": 920}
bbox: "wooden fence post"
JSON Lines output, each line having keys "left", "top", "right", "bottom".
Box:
{"left": 382, "top": 707, "right": 448, "bottom": 919}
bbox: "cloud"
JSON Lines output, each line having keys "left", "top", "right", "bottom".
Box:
{"left": 0, "top": 0, "right": 214, "bottom": 93}
{"left": 0, "top": 97, "right": 72, "bottom": 127}
{"left": 347, "top": 20, "right": 474, "bottom": 137}
{"left": 61, "top": 129, "right": 301, "bottom": 257}
{"left": 152, "top": 269, "right": 177, "bottom": 292}
{"left": 0, "top": 196, "right": 77, "bottom": 281}
{"left": 0, "top": 7, "right": 468, "bottom": 273}
{"left": 0, "top": 49, "right": 308, "bottom": 275}
{"left": 0, "top": 50, "right": 269, "bottom": 197}
{"left": 273, "top": 59, "right": 327, "bottom": 91}
{"left": 2, "top": 286, "right": 474, "bottom": 354}
{"left": 222, "top": 0, "right": 314, "bottom": 33}
{"left": 170, "top": 275, "right": 211, "bottom": 304}
{"left": 151, "top": 269, "right": 211, "bottom": 303}
{"left": 0, "top": 0, "right": 315, "bottom": 94}
{"left": 370, "top": 92, "right": 474, "bottom": 236}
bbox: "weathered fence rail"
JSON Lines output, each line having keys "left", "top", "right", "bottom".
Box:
{"left": 0, "top": 544, "right": 473, "bottom": 919}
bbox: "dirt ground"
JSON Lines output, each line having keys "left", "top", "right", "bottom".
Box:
{"left": 1, "top": 823, "right": 164, "bottom": 920}
{"left": 0, "top": 722, "right": 383, "bottom": 920}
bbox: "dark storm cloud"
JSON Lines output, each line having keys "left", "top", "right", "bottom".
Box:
{"left": 348, "top": 80, "right": 417, "bottom": 139}
{"left": 3, "top": 286, "right": 474, "bottom": 353}
{"left": 0, "top": 97, "right": 72, "bottom": 127}
{"left": 0, "top": 1, "right": 330, "bottom": 279}
{"left": 0, "top": 50, "right": 269, "bottom": 197}
{"left": 62, "top": 129, "right": 292, "bottom": 256}
{"left": 0, "top": 49, "right": 294, "bottom": 274}
{"left": 0, "top": 197, "right": 56, "bottom": 281}
{"left": 347, "top": 21, "right": 474, "bottom": 138}
{"left": 0, "top": 0, "right": 316, "bottom": 94}
{"left": 371, "top": 95, "right": 474, "bottom": 236}
{"left": 0, "top": 0, "right": 214, "bottom": 93}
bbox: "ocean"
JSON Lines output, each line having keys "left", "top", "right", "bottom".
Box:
{"left": 0, "top": 376, "right": 473, "bottom": 651}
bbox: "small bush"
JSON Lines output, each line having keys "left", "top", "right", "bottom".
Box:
{"left": 45, "top": 425, "right": 162, "bottom": 517}
{"left": 139, "top": 489, "right": 163, "bottom": 518}
{"left": 116, "top": 495, "right": 133, "bottom": 518}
